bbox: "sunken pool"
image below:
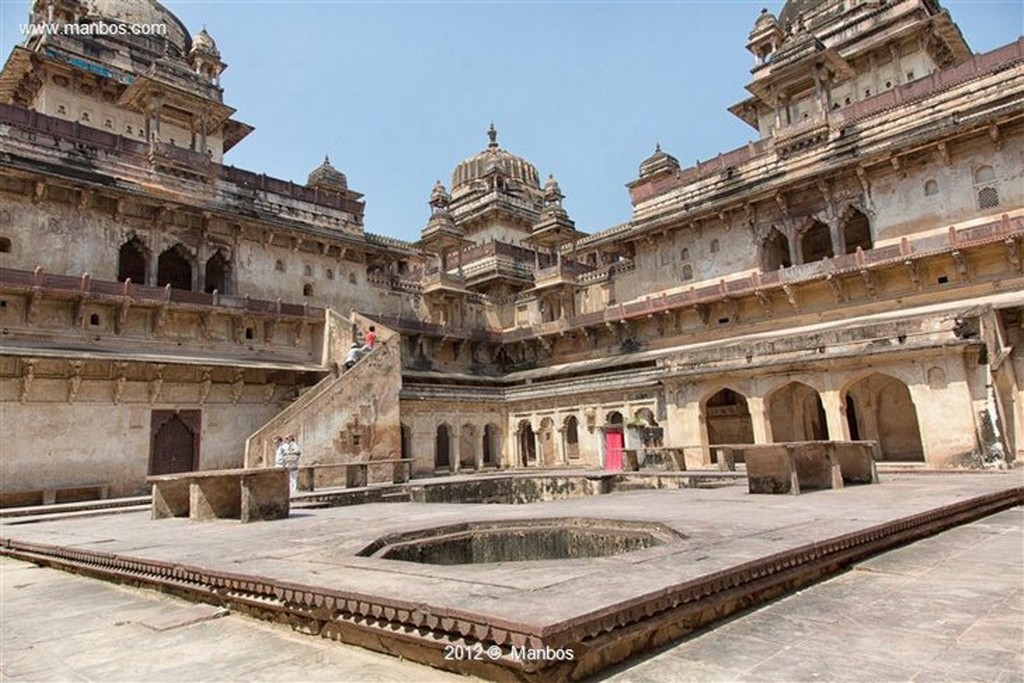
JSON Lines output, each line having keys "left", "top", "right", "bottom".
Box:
{"left": 356, "top": 517, "right": 685, "bottom": 565}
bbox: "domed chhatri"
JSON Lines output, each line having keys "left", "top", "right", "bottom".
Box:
{"left": 191, "top": 27, "right": 220, "bottom": 58}
{"left": 307, "top": 155, "right": 348, "bottom": 191}
{"left": 451, "top": 124, "right": 541, "bottom": 192}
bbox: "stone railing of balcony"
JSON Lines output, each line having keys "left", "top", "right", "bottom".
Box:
{"left": 501, "top": 213, "right": 1024, "bottom": 343}
{"left": 0, "top": 266, "right": 325, "bottom": 320}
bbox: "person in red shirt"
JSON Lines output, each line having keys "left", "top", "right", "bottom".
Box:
{"left": 363, "top": 325, "right": 376, "bottom": 350}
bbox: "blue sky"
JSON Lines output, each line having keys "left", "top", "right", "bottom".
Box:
{"left": 1, "top": 1, "right": 1021, "bottom": 242}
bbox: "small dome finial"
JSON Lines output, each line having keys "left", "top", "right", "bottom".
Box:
{"left": 487, "top": 122, "right": 498, "bottom": 148}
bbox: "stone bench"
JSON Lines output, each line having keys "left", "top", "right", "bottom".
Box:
{"left": 296, "top": 459, "right": 413, "bottom": 492}
{"left": 622, "top": 448, "right": 687, "bottom": 472}
{"left": 0, "top": 483, "right": 110, "bottom": 508}
{"left": 148, "top": 467, "right": 289, "bottom": 522}
{"left": 737, "top": 441, "right": 879, "bottom": 494}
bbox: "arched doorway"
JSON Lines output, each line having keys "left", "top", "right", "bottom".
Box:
{"left": 118, "top": 238, "right": 147, "bottom": 284}
{"left": 204, "top": 250, "right": 230, "bottom": 294}
{"left": 539, "top": 417, "right": 557, "bottom": 466}
{"left": 459, "top": 424, "right": 476, "bottom": 471}
{"left": 483, "top": 424, "right": 502, "bottom": 467}
{"left": 768, "top": 382, "right": 829, "bottom": 442}
{"left": 604, "top": 411, "right": 624, "bottom": 471}
{"left": 517, "top": 420, "right": 537, "bottom": 467}
{"left": 800, "top": 220, "right": 832, "bottom": 263}
{"left": 703, "top": 388, "right": 754, "bottom": 463}
{"left": 563, "top": 416, "right": 580, "bottom": 460}
{"left": 158, "top": 244, "right": 192, "bottom": 291}
{"left": 149, "top": 410, "right": 200, "bottom": 475}
{"left": 843, "top": 373, "right": 924, "bottom": 461}
{"left": 435, "top": 424, "right": 451, "bottom": 471}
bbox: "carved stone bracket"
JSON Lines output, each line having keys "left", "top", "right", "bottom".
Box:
{"left": 904, "top": 259, "right": 922, "bottom": 291}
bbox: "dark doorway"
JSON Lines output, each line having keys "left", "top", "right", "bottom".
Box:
{"left": 435, "top": 424, "right": 451, "bottom": 470}
{"left": 149, "top": 410, "right": 200, "bottom": 475}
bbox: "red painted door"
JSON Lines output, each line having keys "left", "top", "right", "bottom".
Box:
{"left": 605, "top": 430, "right": 624, "bottom": 471}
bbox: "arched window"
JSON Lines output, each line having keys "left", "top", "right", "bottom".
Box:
{"left": 709, "top": 239, "right": 720, "bottom": 254}
{"left": 0, "top": 236, "right": 12, "bottom": 254}
{"left": 924, "top": 179, "right": 939, "bottom": 196}
{"left": 303, "top": 264, "right": 313, "bottom": 277}
{"left": 842, "top": 209, "right": 872, "bottom": 254}
{"left": 326, "top": 269, "right": 334, "bottom": 280}
{"left": 800, "top": 220, "right": 832, "bottom": 263}
{"left": 975, "top": 166, "right": 1000, "bottom": 210}
{"left": 274, "top": 260, "right": 285, "bottom": 273}
{"left": 302, "top": 283, "right": 314, "bottom": 297}
{"left": 118, "top": 238, "right": 147, "bottom": 284}
{"left": 157, "top": 245, "right": 192, "bottom": 290}
{"left": 204, "top": 250, "right": 230, "bottom": 294}
{"left": 762, "top": 227, "right": 791, "bottom": 271}
{"left": 682, "top": 264, "right": 693, "bottom": 280}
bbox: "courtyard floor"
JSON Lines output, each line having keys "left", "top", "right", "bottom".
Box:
{"left": 1, "top": 471, "right": 1021, "bottom": 681}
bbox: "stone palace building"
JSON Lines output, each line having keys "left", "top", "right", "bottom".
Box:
{"left": 0, "top": 0, "right": 1021, "bottom": 504}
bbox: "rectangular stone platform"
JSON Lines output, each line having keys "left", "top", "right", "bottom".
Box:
{"left": 148, "top": 467, "right": 289, "bottom": 522}
{"left": 296, "top": 459, "right": 413, "bottom": 492}
{"left": 738, "top": 440, "right": 879, "bottom": 494}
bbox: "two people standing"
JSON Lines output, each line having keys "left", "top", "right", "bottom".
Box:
{"left": 274, "top": 434, "right": 301, "bottom": 493}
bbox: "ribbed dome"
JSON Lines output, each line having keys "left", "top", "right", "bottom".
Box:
{"left": 451, "top": 124, "right": 540, "bottom": 191}
{"left": 81, "top": 0, "right": 191, "bottom": 55}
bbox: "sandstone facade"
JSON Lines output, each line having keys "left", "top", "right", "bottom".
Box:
{"left": 1, "top": 0, "right": 1021, "bottom": 503}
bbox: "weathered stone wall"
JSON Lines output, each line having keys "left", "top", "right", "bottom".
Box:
{"left": 0, "top": 365, "right": 282, "bottom": 499}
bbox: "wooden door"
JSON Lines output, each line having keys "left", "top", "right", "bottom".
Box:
{"left": 150, "top": 410, "right": 200, "bottom": 475}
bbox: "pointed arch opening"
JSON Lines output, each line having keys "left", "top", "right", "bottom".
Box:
{"left": 762, "top": 227, "right": 792, "bottom": 271}
{"left": 157, "top": 244, "right": 193, "bottom": 291}
{"left": 842, "top": 208, "right": 872, "bottom": 254}
{"left": 118, "top": 237, "right": 147, "bottom": 284}
{"left": 517, "top": 420, "right": 537, "bottom": 467}
{"left": 204, "top": 250, "right": 231, "bottom": 294}
{"left": 767, "top": 381, "right": 829, "bottom": 442}
{"left": 800, "top": 220, "right": 833, "bottom": 263}
{"left": 563, "top": 415, "right": 580, "bottom": 460}
{"left": 843, "top": 373, "right": 924, "bottom": 461}
{"left": 702, "top": 388, "right": 754, "bottom": 464}
{"left": 434, "top": 424, "right": 452, "bottom": 471}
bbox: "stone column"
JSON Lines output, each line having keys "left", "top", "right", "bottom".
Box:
{"left": 748, "top": 396, "right": 772, "bottom": 444}
{"left": 820, "top": 390, "right": 848, "bottom": 440}
{"left": 451, "top": 424, "right": 461, "bottom": 474}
